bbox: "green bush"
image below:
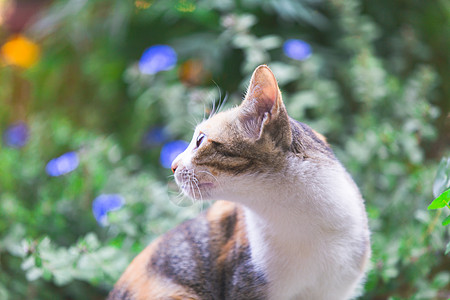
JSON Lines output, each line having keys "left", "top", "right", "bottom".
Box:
{"left": 0, "top": 0, "right": 448, "bottom": 299}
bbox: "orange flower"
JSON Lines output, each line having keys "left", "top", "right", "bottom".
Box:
{"left": 1, "top": 34, "right": 40, "bottom": 68}
{"left": 179, "top": 59, "right": 209, "bottom": 86}
{"left": 135, "top": 0, "right": 152, "bottom": 10}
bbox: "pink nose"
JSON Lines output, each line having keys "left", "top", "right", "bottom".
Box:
{"left": 171, "top": 162, "right": 178, "bottom": 173}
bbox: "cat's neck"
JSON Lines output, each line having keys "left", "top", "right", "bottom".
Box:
{"left": 226, "top": 159, "right": 363, "bottom": 233}
{"left": 226, "top": 161, "right": 367, "bottom": 299}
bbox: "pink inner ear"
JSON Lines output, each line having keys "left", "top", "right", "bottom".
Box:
{"left": 246, "top": 66, "right": 279, "bottom": 115}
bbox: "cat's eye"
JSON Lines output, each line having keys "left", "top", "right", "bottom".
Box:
{"left": 196, "top": 133, "right": 206, "bottom": 148}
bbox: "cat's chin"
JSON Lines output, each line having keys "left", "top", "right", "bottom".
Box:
{"left": 180, "top": 182, "right": 215, "bottom": 201}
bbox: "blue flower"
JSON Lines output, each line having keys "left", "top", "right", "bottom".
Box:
{"left": 160, "top": 140, "right": 189, "bottom": 169}
{"left": 46, "top": 152, "right": 79, "bottom": 176}
{"left": 142, "top": 126, "right": 169, "bottom": 147}
{"left": 92, "top": 194, "right": 124, "bottom": 226}
{"left": 3, "top": 122, "right": 29, "bottom": 148}
{"left": 139, "top": 45, "right": 177, "bottom": 74}
{"left": 283, "top": 39, "right": 312, "bottom": 61}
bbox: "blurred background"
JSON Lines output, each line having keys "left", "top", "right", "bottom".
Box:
{"left": 0, "top": 0, "right": 449, "bottom": 299}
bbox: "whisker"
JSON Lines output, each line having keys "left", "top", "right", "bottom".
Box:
{"left": 175, "top": 193, "right": 185, "bottom": 205}
{"left": 192, "top": 185, "right": 198, "bottom": 206}
{"left": 218, "top": 92, "right": 229, "bottom": 113}
{"left": 192, "top": 179, "right": 204, "bottom": 210}
{"left": 168, "top": 188, "right": 186, "bottom": 206}
{"left": 203, "top": 102, "right": 207, "bottom": 121}
{"left": 197, "top": 170, "right": 223, "bottom": 191}
{"left": 211, "top": 94, "right": 216, "bottom": 118}
{"left": 196, "top": 170, "right": 218, "bottom": 181}
{"left": 209, "top": 80, "right": 222, "bottom": 119}
{"left": 187, "top": 119, "right": 199, "bottom": 129}
{"left": 188, "top": 181, "right": 196, "bottom": 206}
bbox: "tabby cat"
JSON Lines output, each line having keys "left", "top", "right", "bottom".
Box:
{"left": 108, "top": 65, "right": 371, "bottom": 300}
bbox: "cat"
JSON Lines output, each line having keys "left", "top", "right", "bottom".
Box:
{"left": 108, "top": 65, "right": 371, "bottom": 300}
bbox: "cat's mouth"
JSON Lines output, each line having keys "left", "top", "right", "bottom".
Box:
{"left": 174, "top": 168, "right": 218, "bottom": 200}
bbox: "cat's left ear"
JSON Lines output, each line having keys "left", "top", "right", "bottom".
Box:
{"left": 239, "top": 65, "right": 291, "bottom": 147}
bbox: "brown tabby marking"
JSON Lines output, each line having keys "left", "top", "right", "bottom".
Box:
{"left": 108, "top": 201, "right": 267, "bottom": 300}
{"left": 108, "top": 237, "right": 198, "bottom": 300}
{"left": 207, "top": 201, "right": 248, "bottom": 267}
{"left": 311, "top": 129, "right": 328, "bottom": 145}
{"left": 289, "top": 119, "right": 334, "bottom": 159}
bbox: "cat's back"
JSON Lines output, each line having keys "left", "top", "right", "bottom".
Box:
{"left": 108, "top": 200, "right": 267, "bottom": 300}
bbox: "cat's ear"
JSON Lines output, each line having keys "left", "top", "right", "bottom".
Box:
{"left": 239, "top": 65, "right": 291, "bottom": 145}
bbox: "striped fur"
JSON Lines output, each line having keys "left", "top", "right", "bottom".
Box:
{"left": 109, "top": 65, "right": 371, "bottom": 300}
{"left": 109, "top": 201, "right": 267, "bottom": 300}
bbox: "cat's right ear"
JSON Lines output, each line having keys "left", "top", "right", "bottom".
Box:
{"left": 239, "top": 65, "right": 290, "bottom": 144}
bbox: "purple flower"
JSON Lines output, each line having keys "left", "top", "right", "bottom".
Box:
{"left": 139, "top": 45, "right": 177, "bottom": 75}
{"left": 92, "top": 194, "right": 124, "bottom": 226}
{"left": 46, "top": 152, "right": 79, "bottom": 176}
{"left": 160, "top": 140, "right": 189, "bottom": 169}
{"left": 283, "top": 39, "right": 312, "bottom": 61}
{"left": 142, "top": 126, "right": 169, "bottom": 147}
{"left": 3, "top": 122, "right": 29, "bottom": 148}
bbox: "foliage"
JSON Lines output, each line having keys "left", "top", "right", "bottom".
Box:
{"left": 428, "top": 158, "right": 450, "bottom": 255}
{"left": 0, "top": 0, "right": 449, "bottom": 299}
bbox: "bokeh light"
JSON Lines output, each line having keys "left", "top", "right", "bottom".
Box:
{"left": 142, "top": 126, "right": 169, "bottom": 147}
{"left": 138, "top": 45, "right": 177, "bottom": 75}
{"left": 1, "top": 34, "right": 41, "bottom": 68}
{"left": 134, "top": 0, "right": 152, "bottom": 10}
{"left": 0, "top": 0, "right": 9, "bottom": 26}
{"left": 179, "top": 59, "right": 209, "bottom": 86}
{"left": 46, "top": 152, "right": 79, "bottom": 177}
{"left": 283, "top": 39, "right": 312, "bottom": 61}
{"left": 160, "top": 140, "right": 188, "bottom": 168}
{"left": 176, "top": 0, "right": 196, "bottom": 13}
{"left": 92, "top": 194, "right": 124, "bottom": 226}
{"left": 3, "top": 122, "right": 29, "bottom": 148}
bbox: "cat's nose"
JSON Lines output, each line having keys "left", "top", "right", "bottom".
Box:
{"left": 171, "top": 162, "right": 178, "bottom": 173}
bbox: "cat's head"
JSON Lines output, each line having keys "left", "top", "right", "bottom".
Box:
{"left": 171, "top": 65, "right": 332, "bottom": 202}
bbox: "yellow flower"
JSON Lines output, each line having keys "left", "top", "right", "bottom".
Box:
{"left": 1, "top": 35, "right": 41, "bottom": 68}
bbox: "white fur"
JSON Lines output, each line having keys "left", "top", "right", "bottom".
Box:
{"left": 217, "top": 157, "right": 369, "bottom": 300}
{"left": 173, "top": 136, "right": 370, "bottom": 300}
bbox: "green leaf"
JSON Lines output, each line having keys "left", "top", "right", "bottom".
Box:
{"left": 446, "top": 242, "right": 450, "bottom": 255}
{"left": 442, "top": 215, "right": 450, "bottom": 226}
{"left": 428, "top": 189, "right": 450, "bottom": 210}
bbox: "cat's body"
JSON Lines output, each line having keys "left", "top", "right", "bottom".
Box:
{"left": 108, "top": 65, "right": 371, "bottom": 300}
